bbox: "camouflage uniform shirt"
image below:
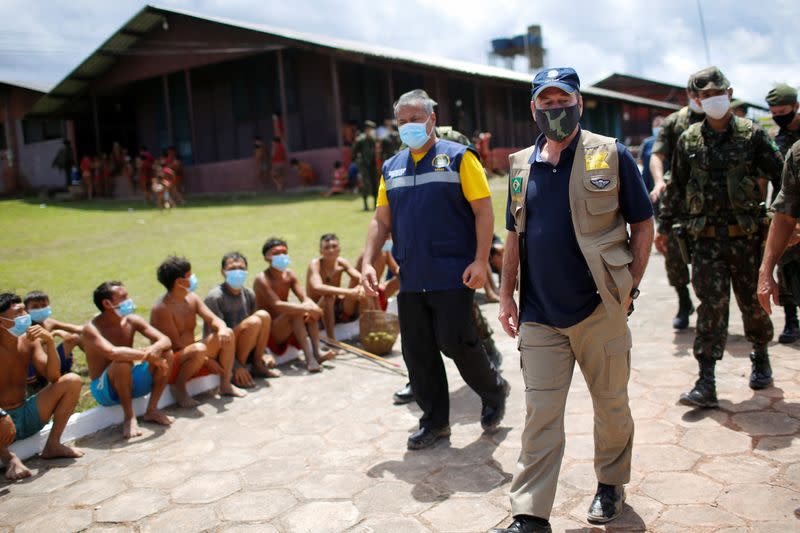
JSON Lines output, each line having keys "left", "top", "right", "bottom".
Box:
{"left": 772, "top": 140, "right": 800, "bottom": 218}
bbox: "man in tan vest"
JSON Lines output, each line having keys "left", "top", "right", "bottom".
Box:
{"left": 493, "top": 68, "right": 654, "bottom": 533}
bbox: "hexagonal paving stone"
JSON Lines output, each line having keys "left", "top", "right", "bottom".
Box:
{"left": 731, "top": 412, "right": 800, "bottom": 436}
{"left": 157, "top": 438, "right": 215, "bottom": 461}
{"left": 139, "top": 505, "right": 219, "bottom": 533}
{"left": 126, "top": 460, "right": 196, "bottom": 489}
{"left": 697, "top": 455, "right": 778, "bottom": 485}
{"left": 259, "top": 434, "right": 327, "bottom": 458}
{"left": 95, "top": 489, "right": 169, "bottom": 522}
{"left": 217, "top": 524, "right": 279, "bottom": 533}
{"left": 633, "top": 444, "right": 699, "bottom": 472}
{"left": 633, "top": 419, "right": 679, "bottom": 445}
{"left": 83, "top": 526, "right": 135, "bottom": 533}
{"left": 8, "top": 465, "right": 87, "bottom": 495}
{"left": 562, "top": 434, "right": 595, "bottom": 461}
{"left": 354, "top": 481, "right": 441, "bottom": 516}
{"left": 640, "top": 472, "right": 722, "bottom": 505}
{"left": 426, "top": 464, "right": 506, "bottom": 495}
{"left": 294, "top": 471, "right": 374, "bottom": 499}
{"left": 753, "top": 435, "right": 800, "bottom": 463}
{"left": 281, "top": 501, "right": 360, "bottom": 532}
{"left": 217, "top": 489, "right": 297, "bottom": 522}
{"left": 51, "top": 478, "right": 127, "bottom": 507}
{"left": 658, "top": 504, "right": 745, "bottom": 528}
{"left": 559, "top": 461, "right": 598, "bottom": 491}
{"left": 88, "top": 452, "right": 152, "bottom": 479}
{"left": 240, "top": 457, "right": 309, "bottom": 489}
{"left": 324, "top": 420, "right": 387, "bottom": 444}
{"left": 197, "top": 448, "right": 259, "bottom": 472}
{"left": 349, "top": 516, "right": 432, "bottom": 533}
{"left": 171, "top": 472, "right": 241, "bottom": 504}
{"left": 421, "top": 497, "right": 507, "bottom": 533}
{"left": 661, "top": 404, "right": 730, "bottom": 429}
{"left": 14, "top": 509, "right": 92, "bottom": 533}
{"left": 0, "top": 494, "right": 50, "bottom": 526}
{"left": 773, "top": 399, "right": 800, "bottom": 419}
{"left": 310, "top": 445, "right": 381, "bottom": 470}
{"left": 679, "top": 426, "right": 753, "bottom": 455}
{"left": 716, "top": 483, "right": 800, "bottom": 521}
{"left": 780, "top": 462, "right": 800, "bottom": 491}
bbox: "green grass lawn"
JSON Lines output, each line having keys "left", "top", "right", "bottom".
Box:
{"left": 1, "top": 179, "right": 510, "bottom": 411}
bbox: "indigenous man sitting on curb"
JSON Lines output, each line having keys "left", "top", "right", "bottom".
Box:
{"left": 82, "top": 281, "right": 174, "bottom": 439}
{"left": 254, "top": 238, "right": 334, "bottom": 372}
{"left": 24, "top": 290, "right": 82, "bottom": 389}
{"left": 151, "top": 256, "right": 246, "bottom": 406}
{"left": 0, "top": 293, "right": 83, "bottom": 481}
{"left": 307, "top": 233, "right": 368, "bottom": 344}
{"left": 205, "top": 251, "right": 279, "bottom": 389}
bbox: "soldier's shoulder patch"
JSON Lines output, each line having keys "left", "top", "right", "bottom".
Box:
{"left": 432, "top": 153, "right": 451, "bottom": 170}
{"left": 590, "top": 177, "right": 611, "bottom": 189}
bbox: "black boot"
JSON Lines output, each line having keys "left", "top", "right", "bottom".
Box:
{"left": 749, "top": 348, "right": 773, "bottom": 390}
{"left": 679, "top": 357, "right": 718, "bottom": 408}
{"left": 672, "top": 286, "right": 694, "bottom": 330}
{"left": 778, "top": 306, "right": 799, "bottom": 344}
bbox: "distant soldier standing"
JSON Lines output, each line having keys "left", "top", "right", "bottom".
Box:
{"left": 380, "top": 123, "right": 402, "bottom": 162}
{"left": 650, "top": 75, "right": 704, "bottom": 330}
{"left": 765, "top": 83, "right": 800, "bottom": 343}
{"left": 656, "top": 67, "right": 784, "bottom": 408}
{"left": 353, "top": 120, "right": 378, "bottom": 211}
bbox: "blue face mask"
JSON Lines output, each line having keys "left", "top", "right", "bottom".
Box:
{"left": 381, "top": 240, "right": 393, "bottom": 253}
{"left": 2, "top": 314, "right": 32, "bottom": 337}
{"left": 188, "top": 273, "right": 198, "bottom": 293}
{"left": 114, "top": 298, "right": 136, "bottom": 317}
{"left": 28, "top": 306, "right": 52, "bottom": 323}
{"left": 225, "top": 269, "right": 248, "bottom": 289}
{"left": 399, "top": 118, "right": 431, "bottom": 150}
{"left": 652, "top": 126, "right": 661, "bottom": 138}
{"left": 271, "top": 254, "right": 291, "bottom": 272}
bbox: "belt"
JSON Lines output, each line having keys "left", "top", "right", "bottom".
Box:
{"left": 696, "top": 224, "right": 747, "bottom": 238}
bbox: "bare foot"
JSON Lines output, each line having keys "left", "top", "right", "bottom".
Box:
{"left": 173, "top": 385, "right": 200, "bottom": 408}
{"left": 306, "top": 358, "right": 322, "bottom": 373}
{"left": 317, "top": 348, "right": 336, "bottom": 363}
{"left": 41, "top": 441, "right": 84, "bottom": 460}
{"left": 4, "top": 454, "right": 32, "bottom": 480}
{"left": 264, "top": 367, "right": 282, "bottom": 378}
{"left": 123, "top": 417, "right": 144, "bottom": 439}
{"left": 263, "top": 354, "right": 277, "bottom": 368}
{"left": 220, "top": 383, "right": 247, "bottom": 397}
{"left": 252, "top": 363, "right": 282, "bottom": 378}
{"left": 143, "top": 410, "right": 174, "bottom": 426}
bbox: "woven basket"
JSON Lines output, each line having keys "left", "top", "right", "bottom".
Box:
{"left": 359, "top": 310, "right": 400, "bottom": 355}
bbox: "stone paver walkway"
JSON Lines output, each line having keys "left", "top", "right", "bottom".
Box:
{"left": 1, "top": 256, "right": 799, "bottom": 532}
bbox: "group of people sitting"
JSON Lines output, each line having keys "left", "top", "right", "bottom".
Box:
{"left": 0, "top": 233, "right": 400, "bottom": 481}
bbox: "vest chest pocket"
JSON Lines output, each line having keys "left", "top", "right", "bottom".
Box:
{"left": 599, "top": 245, "right": 633, "bottom": 305}
{"left": 580, "top": 194, "right": 619, "bottom": 234}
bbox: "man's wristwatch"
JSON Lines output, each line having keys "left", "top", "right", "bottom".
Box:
{"left": 630, "top": 287, "right": 640, "bottom": 300}
{"left": 0, "top": 408, "right": 7, "bottom": 418}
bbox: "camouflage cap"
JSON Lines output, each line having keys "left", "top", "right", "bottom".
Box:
{"left": 363, "top": 120, "right": 377, "bottom": 129}
{"left": 765, "top": 83, "right": 798, "bottom": 106}
{"left": 730, "top": 99, "right": 748, "bottom": 111}
{"left": 690, "top": 66, "right": 730, "bottom": 92}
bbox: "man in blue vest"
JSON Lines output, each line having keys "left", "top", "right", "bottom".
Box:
{"left": 361, "top": 89, "right": 509, "bottom": 451}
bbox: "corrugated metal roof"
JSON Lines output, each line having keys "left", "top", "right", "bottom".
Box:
{"left": 30, "top": 4, "right": 681, "bottom": 116}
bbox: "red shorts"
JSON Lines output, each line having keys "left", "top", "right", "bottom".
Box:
{"left": 378, "top": 287, "right": 388, "bottom": 311}
{"left": 267, "top": 334, "right": 302, "bottom": 355}
{"left": 168, "top": 349, "right": 211, "bottom": 384}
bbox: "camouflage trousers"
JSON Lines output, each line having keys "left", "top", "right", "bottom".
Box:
{"left": 359, "top": 164, "right": 378, "bottom": 199}
{"left": 473, "top": 302, "right": 502, "bottom": 365}
{"left": 691, "top": 237, "right": 773, "bottom": 360}
{"left": 777, "top": 244, "right": 800, "bottom": 307}
{"left": 665, "top": 232, "right": 690, "bottom": 288}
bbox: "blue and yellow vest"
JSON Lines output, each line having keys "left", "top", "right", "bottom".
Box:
{"left": 383, "top": 139, "right": 478, "bottom": 292}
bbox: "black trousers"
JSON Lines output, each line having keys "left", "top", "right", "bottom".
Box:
{"left": 397, "top": 288, "right": 505, "bottom": 430}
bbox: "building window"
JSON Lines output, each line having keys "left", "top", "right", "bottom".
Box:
{"left": 22, "top": 118, "right": 62, "bottom": 144}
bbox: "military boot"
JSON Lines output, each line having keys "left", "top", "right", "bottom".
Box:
{"left": 679, "top": 357, "right": 718, "bottom": 408}
{"left": 672, "top": 286, "right": 694, "bottom": 330}
{"left": 749, "top": 348, "right": 773, "bottom": 390}
{"left": 778, "top": 305, "right": 799, "bottom": 344}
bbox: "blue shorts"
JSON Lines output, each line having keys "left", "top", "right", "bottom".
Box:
{"left": 8, "top": 395, "right": 44, "bottom": 441}
{"left": 90, "top": 362, "right": 153, "bottom": 407}
{"left": 27, "top": 343, "right": 73, "bottom": 384}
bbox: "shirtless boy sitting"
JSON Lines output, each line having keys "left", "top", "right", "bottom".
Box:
{"left": 82, "top": 281, "right": 174, "bottom": 438}
{"left": 307, "top": 233, "right": 368, "bottom": 341}
{"left": 24, "top": 290, "right": 82, "bottom": 387}
{"left": 205, "top": 252, "right": 279, "bottom": 389}
{"left": 0, "top": 293, "right": 83, "bottom": 481}
{"left": 150, "top": 256, "right": 246, "bottom": 406}
{"left": 254, "top": 238, "right": 333, "bottom": 372}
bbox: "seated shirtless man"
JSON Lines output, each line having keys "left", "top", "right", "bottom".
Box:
{"left": 82, "top": 281, "right": 174, "bottom": 438}
{"left": 254, "top": 238, "right": 333, "bottom": 372}
{"left": 205, "top": 252, "right": 279, "bottom": 389}
{"left": 307, "top": 233, "right": 368, "bottom": 341}
{"left": 150, "top": 256, "right": 246, "bottom": 406}
{"left": 24, "top": 290, "right": 82, "bottom": 387}
{"left": 0, "top": 293, "right": 83, "bottom": 481}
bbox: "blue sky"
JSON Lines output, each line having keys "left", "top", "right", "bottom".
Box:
{"left": 1, "top": 0, "right": 798, "bottom": 104}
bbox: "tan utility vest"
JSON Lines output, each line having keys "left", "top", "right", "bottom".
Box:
{"left": 508, "top": 130, "right": 633, "bottom": 318}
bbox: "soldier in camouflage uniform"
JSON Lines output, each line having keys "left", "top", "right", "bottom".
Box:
{"left": 657, "top": 67, "right": 784, "bottom": 407}
{"left": 760, "top": 139, "right": 800, "bottom": 316}
{"left": 650, "top": 75, "right": 704, "bottom": 330}
{"left": 766, "top": 84, "right": 800, "bottom": 343}
{"left": 353, "top": 120, "right": 378, "bottom": 211}
{"left": 380, "top": 123, "right": 402, "bottom": 162}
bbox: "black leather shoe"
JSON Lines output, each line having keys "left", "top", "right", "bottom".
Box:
{"left": 491, "top": 515, "right": 551, "bottom": 533}
{"left": 407, "top": 426, "right": 450, "bottom": 450}
{"left": 587, "top": 483, "right": 625, "bottom": 524}
{"left": 481, "top": 379, "right": 511, "bottom": 433}
{"left": 393, "top": 382, "right": 414, "bottom": 405}
{"left": 779, "top": 307, "right": 799, "bottom": 344}
{"left": 679, "top": 357, "right": 718, "bottom": 408}
{"left": 749, "top": 350, "right": 773, "bottom": 390}
{"left": 672, "top": 289, "right": 695, "bottom": 330}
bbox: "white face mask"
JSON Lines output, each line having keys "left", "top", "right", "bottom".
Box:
{"left": 688, "top": 98, "right": 705, "bottom": 114}
{"left": 700, "top": 95, "right": 731, "bottom": 120}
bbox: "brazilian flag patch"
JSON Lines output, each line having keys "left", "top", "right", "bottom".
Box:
{"left": 511, "top": 176, "right": 523, "bottom": 195}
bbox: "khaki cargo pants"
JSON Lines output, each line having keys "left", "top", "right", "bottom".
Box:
{"left": 509, "top": 303, "right": 634, "bottom": 520}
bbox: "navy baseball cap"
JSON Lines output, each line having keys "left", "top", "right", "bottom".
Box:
{"left": 531, "top": 68, "right": 581, "bottom": 100}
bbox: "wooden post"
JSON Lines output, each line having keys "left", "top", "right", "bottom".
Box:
{"left": 184, "top": 69, "right": 198, "bottom": 164}
{"left": 330, "top": 56, "right": 343, "bottom": 149}
{"left": 162, "top": 74, "right": 173, "bottom": 147}
{"left": 277, "top": 49, "right": 290, "bottom": 151}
